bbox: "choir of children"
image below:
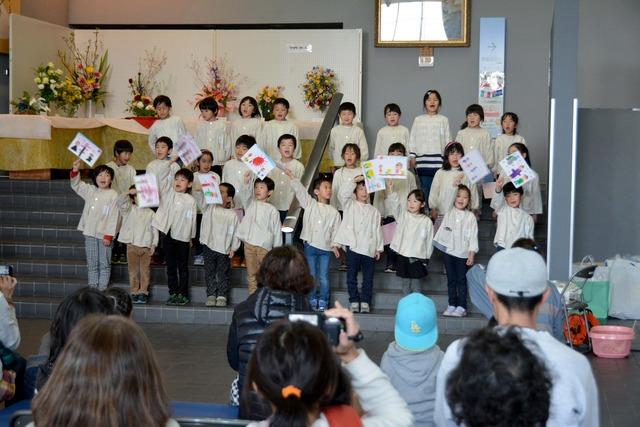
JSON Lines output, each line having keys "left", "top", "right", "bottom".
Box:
{"left": 69, "top": 92, "right": 540, "bottom": 316}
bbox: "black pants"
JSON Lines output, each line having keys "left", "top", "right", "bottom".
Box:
{"left": 203, "top": 246, "right": 231, "bottom": 297}
{"left": 442, "top": 251, "right": 468, "bottom": 308}
{"left": 194, "top": 213, "right": 203, "bottom": 256}
{"left": 164, "top": 231, "right": 190, "bottom": 296}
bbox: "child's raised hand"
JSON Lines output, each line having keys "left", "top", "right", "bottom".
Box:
{"left": 453, "top": 173, "right": 465, "bottom": 186}
{"left": 354, "top": 175, "right": 365, "bottom": 183}
{"left": 283, "top": 168, "right": 295, "bottom": 180}
{"left": 72, "top": 159, "right": 82, "bottom": 171}
{"left": 243, "top": 170, "right": 252, "bottom": 184}
{"left": 495, "top": 176, "right": 504, "bottom": 192}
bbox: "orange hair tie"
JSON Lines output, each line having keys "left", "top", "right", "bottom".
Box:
{"left": 281, "top": 385, "right": 302, "bottom": 399}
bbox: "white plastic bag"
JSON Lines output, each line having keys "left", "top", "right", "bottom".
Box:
{"left": 608, "top": 256, "right": 640, "bottom": 319}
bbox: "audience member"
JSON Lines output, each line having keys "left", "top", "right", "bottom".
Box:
{"left": 226, "top": 246, "right": 313, "bottom": 420}
{"left": 445, "top": 326, "right": 552, "bottom": 427}
{"left": 381, "top": 293, "right": 443, "bottom": 426}
{"left": 103, "top": 287, "right": 134, "bottom": 317}
{"left": 246, "top": 303, "right": 413, "bottom": 427}
{"left": 30, "top": 315, "right": 177, "bottom": 427}
{"left": 0, "top": 275, "right": 20, "bottom": 352}
{"left": 435, "top": 248, "right": 599, "bottom": 426}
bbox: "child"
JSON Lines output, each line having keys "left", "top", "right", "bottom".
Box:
{"left": 236, "top": 177, "right": 283, "bottom": 294}
{"left": 330, "top": 143, "right": 362, "bottom": 211}
{"left": 70, "top": 160, "right": 119, "bottom": 290}
{"left": 429, "top": 142, "right": 479, "bottom": 229}
{"left": 152, "top": 168, "right": 197, "bottom": 305}
{"left": 105, "top": 139, "right": 136, "bottom": 265}
{"left": 329, "top": 102, "right": 368, "bottom": 167}
{"left": 490, "top": 182, "right": 534, "bottom": 250}
{"left": 145, "top": 136, "right": 180, "bottom": 199}
{"left": 285, "top": 171, "right": 341, "bottom": 311}
{"left": 408, "top": 90, "right": 451, "bottom": 199}
{"left": 195, "top": 96, "right": 231, "bottom": 176}
{"left": 222, "top": 135, "right": 256, "bottom": 210}
{"left": 433, "top": 185, "right": 478, "bottom": 317}
{"left": 147, "top": 95, "right": 186, "bottom": 153}
{"left": 196, "top": 182, "right": 240, "bottom": 307}
{"left": 333, "top": 176, "right": 383, "bottom": 313}
{"left": 455, "top": 103, "right": 494, "bottom": 170}
{"left": 497, "top": 143, "right": 543, "bottom": 218}
{"left": 116, "top": 185, "right": 158, "bottom": 304}
{"left": 494, "top": 112, "right": 526, "bottom": 167}
{"left": 191, "top": 150, "right": 221, "bottom": 265}
{"left": 372, "top": 142, "right": 418, "bottom": 272}
{"left": 385, "top": 187, "right": 434, "bottom": 294}
{"left": 103, "top": 287, "right": 133, "bottom": 317}
{"left": 381, "top": 293, "right": 444, "bottom": 425}
{"left": 229, "top": 96, "right": 262, "bottom": 144}
{"left": 374, "top": 103, "right": 410, "bottom": 156}
{"left": 267, "top": 134, "right": 305, "bottom": 222}
{"left": 258, "top": 98, "right": 301, "bottom": 160}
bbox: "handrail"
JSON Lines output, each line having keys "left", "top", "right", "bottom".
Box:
{"left": 282, "top": 93, "right": 343, "bottom": 243}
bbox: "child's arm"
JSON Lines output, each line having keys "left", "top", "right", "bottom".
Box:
{"left": 192, "top": 188, "right": 208, "bottom": 212}
{"left": 467, "top": 215, "right": 479, "bottom": 266}
{"left": 116, "top": 190, "right": 134, "bottom": 215}
{"left": 101, "top": 195, "right": 120, "bottom": 247}
{"left": 291, "top": 124, "right": 302, "bottom": 159}
{"left": 490, "top": 176, "right": 506, "bottom": 211}
{"left": 425, "top": 218, "right": 435, "bottom": 259}
{"left": 285, "top": 169, "right": 312, "bottom": 209}
{"left": 176, "top": 117, "right": 187, "bottom": 140}
{"left": 357, "top": 127, "right": 369, "bottom": 161}
{"left": 338, "top": 176, "right": 359, "bottom": 209}
{"left": 373, "top": 210, "right": 383, "bottom": 260}
{"left": 189, "top": 200, "right": 198, "bottom": 240}
{"left": 374, "top": 129, "right": 384, "bottom": 157}
{"left": 330, "top": 211, "right": 342, "bottom": 258}
{"left": 69, "top": 160, "right": 93, "bottom": 200}
{"left": 442, "top": 118, "right": 451, "bottom": 152}
{"left": 272, "top": 208, "right": 283, "bottom": 248}
{"left": 150, "top": 223, "right": 159, "bottom": 254}
{"left": 428, "top": 170, "right": 442, "bottom": 219}
{"left": 238, "top": 171, "right": 255, "bottom": 208}
{"left": 229, "top": 215, "right": 241, "bottom": 257}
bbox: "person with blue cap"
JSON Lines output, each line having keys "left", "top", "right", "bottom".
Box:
{"left": 381, "top": 293, "right": 443, "bottom": 427}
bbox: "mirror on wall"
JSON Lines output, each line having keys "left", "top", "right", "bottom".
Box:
{"left": 375, "top": 0, "right": 470, "bottom": 47}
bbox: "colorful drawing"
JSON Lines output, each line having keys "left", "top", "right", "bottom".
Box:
{"left": 460, "top": 149, "right": 491, "bottom": 184}
{"left": 498, "top": 151, "right": 535, "bottom": 189}
{"left": 198, "top": 173, "right": 223, "bottom": 205}
{"left": 376, "top": 156, "right": 408, "bottom": 179}
{"left": 67, "top": 132, "right": 102, "bottom": 167}
{"left": 361, "top": 160, "right": 385, "bottom": 193}
{"left": 134, "top": 174, "right": 160, "bottom": 208}
{"left": 175, "top": 133, "right": 202, "bottom": 166}
{"left": 241, "top": 144, "right": 276, "bottom": 179}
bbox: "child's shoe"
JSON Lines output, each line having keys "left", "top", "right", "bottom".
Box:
{"left": 119, "top": 254, "right": 127, "bottom": 264}
{"left": 349, "top": 302, "right": 360, "bottom": 313}
{"left": 451, "top": 306, "right": 467, "bottom": 317}
{"left": 317, "top": 300, "right": 329, "bottom": 312}
{"left": 205, "top": 295, "right": 217, "bottom": 307}
{"left": 309, "top": 298, "right": 318, "bottom": 311}
{"left": 384, "top": 266, "right": 396, "bottom": 273}
{"left": 193, "top": 254, "right": 205, "bottom": 266}
{"left": 360, "top": 302, "right": 370, "bottom": 313}
{"left": 139, "top": 294, "right": 148, "bottom": 304}
{"left": 215, "top": 296, "right": 227, "bottom": 307}
{"left": 166, "top": 294, "right": 177, "bottom": 306}
{"left": 442, "top": 305, "right": 456, "bottom": 317}
{"left": 175, "top": 294, "right": 189, "bottom": 306}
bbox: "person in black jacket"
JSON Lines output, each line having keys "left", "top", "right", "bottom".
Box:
{"left": 227, "top": 245, "right": 314, "bottom": 420}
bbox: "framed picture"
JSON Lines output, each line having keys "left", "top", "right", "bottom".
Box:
{"left": 375, "top": 0, "right": 471, "bottom": 47}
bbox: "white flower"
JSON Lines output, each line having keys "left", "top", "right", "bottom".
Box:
{"left": 145, "top": 105, "right": 154, "bottom": 111}
{"left": 37, "top": 84, "right": 45, "bottom": 89}
{"left": 56, "top": 69, "right": 63, "bottom": 75}
{"left": 42, "top": 77, "right": 49, "bottom": 84}
{"left": 47, "top": 62, "right": 54, "bottom": 68}
{"left": 136, "top": 101, "right": 144, "bottom": 108}
{"left": 49, "top": 79, "right": 56, "bottom": 84}
{"left": 34, "top": 77, "right": 41, "bottom": 84}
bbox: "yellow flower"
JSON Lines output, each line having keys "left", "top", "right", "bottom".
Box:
{"left": 86, "top": 66, "right": 95, "bottom": 74}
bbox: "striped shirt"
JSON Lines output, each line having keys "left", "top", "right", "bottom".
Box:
{"left": 408, "top": 114, "right": 451, "bottom": 176}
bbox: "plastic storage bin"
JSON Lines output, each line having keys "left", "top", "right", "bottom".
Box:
{"left": 590, "top": 325, "right": 634, "bottom": 358}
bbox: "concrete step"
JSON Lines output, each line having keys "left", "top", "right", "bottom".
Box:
{"left": 0, "top": 193, "right": 84, "bottom": 210}
{"left": 12, "top": 295, "right": 488, "bottom": 333}
{"left": 0, "top": 208, "right": 82, "bottom": 226}
{"left": 0, "top": 178, "right": 74, "bottom": 194}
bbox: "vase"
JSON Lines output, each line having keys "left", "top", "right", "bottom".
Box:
{"left": 84, "top": 100, "right": 95, "bottom": 118}
{"left": 308, "top": 108, "right": 325, "bottom": 122}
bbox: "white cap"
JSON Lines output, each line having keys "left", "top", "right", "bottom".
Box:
{"left": 486, "top": 248, "right": 547, "bottom": 297}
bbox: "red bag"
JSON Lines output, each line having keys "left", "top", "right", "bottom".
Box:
{"left": 322, "top": 404, "right": 364, "bottom": 427}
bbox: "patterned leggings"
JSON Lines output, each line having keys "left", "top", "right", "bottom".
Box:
{"left": 85, "top": 236, "right": 112, "bottom": 290}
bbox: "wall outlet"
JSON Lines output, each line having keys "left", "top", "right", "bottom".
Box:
{"left": 418, "top": 55, "right": 434, "bottom": 67}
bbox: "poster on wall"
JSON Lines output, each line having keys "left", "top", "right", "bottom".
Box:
{"left": 478, "top": 17, "right": 506, "bottom": 138}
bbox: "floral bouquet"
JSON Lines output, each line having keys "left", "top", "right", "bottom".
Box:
{"left": 126, "top": 48, "right": 167, "bottom": 117}
{"left": 10, "top": 91, "right": 49, "bottom": 115}
{"left": 257, "top": 85, "right": 284, "bottom": 121}
{"left": 56, "top": 78, "right": 84, "bottom": 117}
{"left": 58, "top": 30, "right": 110, "bottom": 105}
{"left": 190, "top": 56, "right": 244, "bottom": 113}
{"left": 301, "top": 66, "right": 337, "bottom": 111}
{"left": 34, "top": 62, "right": 63, "bottom": 105}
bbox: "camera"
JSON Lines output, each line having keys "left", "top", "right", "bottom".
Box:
{"left": 288, "top": 313, "right": 346, "bottom": 346}
{"left": 0, "top": 265, "right": 14, "bottom": 277}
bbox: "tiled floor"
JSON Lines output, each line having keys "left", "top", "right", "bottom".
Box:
{"left": 16, "top": 318, "right": 639, "bottom": 426}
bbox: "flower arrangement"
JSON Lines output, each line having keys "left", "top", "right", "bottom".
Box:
{"left": 56, "top": 78, "right": 84, "bottom": 117}
{"left": 189, "top": 56, "right": 244, "bottom": 113}
{"left": 34, "top": 62, "right": 63, "bottom": 105}
{"left": 301, "top": 66, "right": 337, "bottom": 111}
{"left": 10, "top": 91, "right": 49, "bottom": 115}
{"left": 58, "top": 30, "right": 110, "bottom": 105}
{"left": 126, "top": 48, "right": 167, "bottom": 117}
{"left": 256, "top": 85, "right": 284, "bottom": 121}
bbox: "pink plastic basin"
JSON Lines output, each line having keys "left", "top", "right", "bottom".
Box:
{"left": 590, "top": 325, "right": 635, "bottom": 358}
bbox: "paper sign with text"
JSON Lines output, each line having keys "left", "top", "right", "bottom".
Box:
{"left": 134, "top": 174, "right": 160, "bottom": 208}
{"left": 460, "top": 149, "right": 491, "bottom": 184}
{"left": 499, "top": 151, "right": 535, "bottom": 189}
{"left": 241, "top": 144, "right": 276, "bottom": 179}
{"left": 67, "top": 132, "right": 102, "bottom": 167}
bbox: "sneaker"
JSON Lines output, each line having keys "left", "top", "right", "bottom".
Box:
{"left": 215, "top": 296, "right": 227, "bottom": 307}
{"left": 384, "top": 266, "right": 395, "bottom": 273}
{"left": 317, "top": 300, "right": 329, "bottom": 312}
{"left": 139, "top": 294, "right": 148, "bottom": 304}
{"left": 119, "top": 254, "right": 128, "bottom": 264}
{"left": 309, "top": 298, "right": 318, "bottom": 311}
{"left": 205, "top": 296, "right": 217, "bottom": 307}
{"left": 193, "top": 255, "right": 204, "bottom": 266}
{"left": 442, "top": 305, "right": 456, "bottom": 317}
{"left": 131, "top": 294, "right": 141, "bottom": 304}
{"left": 451, "top": 306, "right": 467, "bottom": 317}
{"left": 360, "top": 302, "right": 370, "bottom": 313}
{"left": 175, "top": 294, "right": 189, "bottom": 306}
{"left": 350, "top": 302, "right": 360, "bottom": 313}
{"left": 166, "top": 294, "right": 177, "bottom": 306}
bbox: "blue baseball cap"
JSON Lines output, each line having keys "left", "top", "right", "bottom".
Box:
{"left": 394, "top": 293, "right": 438, "bottom": 352}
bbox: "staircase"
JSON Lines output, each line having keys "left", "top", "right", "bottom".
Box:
{"left": 0, "top": 177, "right": 546, "bottom": 334}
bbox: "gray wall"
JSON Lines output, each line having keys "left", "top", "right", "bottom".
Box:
{"left": 575, "top": 109, "right": 640, "bottom": 261}
{"left": 67, "top": 0, "right": 554, "bottom": 179}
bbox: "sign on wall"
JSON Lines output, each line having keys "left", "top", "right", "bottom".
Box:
{"left": 478, "top": 17, "right": 506, "bottom": 138}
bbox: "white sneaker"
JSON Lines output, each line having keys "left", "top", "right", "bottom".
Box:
{"left": 205, "top": 295, "right": 217, "bottom": 307}
{"left": 360, "top": 302, "right": 370, "bottom": 313}
{"left": 442, "top": 305, "right": 456, "bottom": 317}
{"left": 350, "top": 302, "right": 360, "bottom": 313}
{"left": 451, "top": 306, "right": 467, "bottom": 317}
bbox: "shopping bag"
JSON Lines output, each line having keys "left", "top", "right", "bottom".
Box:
{"left": 608, "top": 257, "right": 640, "bottom": 320}
{"left": 583, "top": 275, "right": 610, "bottom": 323}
